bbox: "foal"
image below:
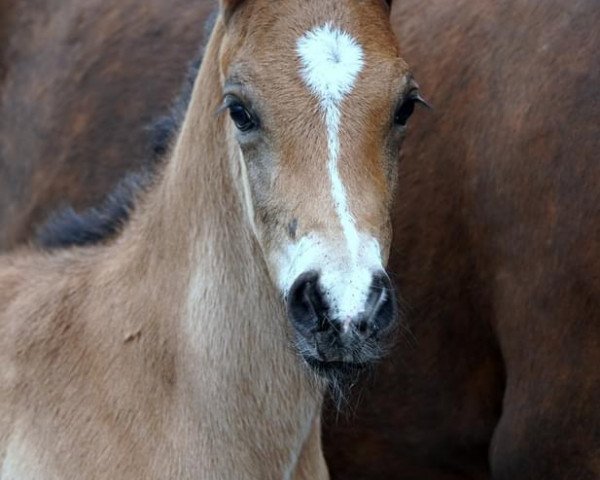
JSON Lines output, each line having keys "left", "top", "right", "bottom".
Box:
{"left": 0, "top": 0, "right": 421, "bottom": 477}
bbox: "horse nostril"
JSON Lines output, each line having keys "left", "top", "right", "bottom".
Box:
{"left": 357, "top": 319, "right": 369, "bottom": 334}
{"left": 365, "top": 272, "right": 396, "bottom": 332}
{"left": 287, "top": 271, "right": 329, "bottom": 335}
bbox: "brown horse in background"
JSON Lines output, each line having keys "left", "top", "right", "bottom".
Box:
{"left": 1, "top": 0, "right": 599, "bottom": 479}
{"left": 0, "top": 0, "right": 214, "bottom": 250}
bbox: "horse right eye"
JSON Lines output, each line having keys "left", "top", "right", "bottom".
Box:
{"left": 228, "top": 103, "right": 256, "bottom": 132}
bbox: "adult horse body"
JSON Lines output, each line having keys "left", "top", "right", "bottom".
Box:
{"left": 0, "top": 0, "right": 412, "bottom": 478}
{"left": 1, "top": 0, "right": 599, "bottom": 479}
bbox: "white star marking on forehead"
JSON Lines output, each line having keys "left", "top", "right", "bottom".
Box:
{"left": 296, "top": 23, "right": 364, "bottom": 265}
{"left": 285, "top": 24, "right": 383, "bottom": 319}
{"left": 296, "top": 23, "right": 365, "bottom": 104}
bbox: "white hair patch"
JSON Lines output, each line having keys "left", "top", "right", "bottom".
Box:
{"left": 297, "top": 23, "right": 364, "bottom": 262}
{"left": 269, "top": 25, "right": 385, "bottom": 320}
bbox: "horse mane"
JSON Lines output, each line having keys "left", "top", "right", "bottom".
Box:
{"left": 149, "top": 54, "right": 202, "bottom": 160}
{"left": 36, "top": 53, "right": 202, "bottom": 250}
{"left": 35, "top": 11, "right": 221, "bottom": 250}
{"left": 36, "top": 171, "right": 152, "bottom": 249}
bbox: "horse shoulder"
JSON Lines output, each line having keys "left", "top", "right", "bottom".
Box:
{"left": 0, "top": 250, "right": 94, "bottom": 471}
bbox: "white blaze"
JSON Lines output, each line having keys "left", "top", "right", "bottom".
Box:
{"left": 296, "top": 23, "right": 364, "bottom": 262}
{"left": 275, "top": 24, "right": 383, "bottom": 320}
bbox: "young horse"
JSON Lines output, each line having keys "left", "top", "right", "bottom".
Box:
{"left": 0, "top": 0, "right": 420, "bottom": 477}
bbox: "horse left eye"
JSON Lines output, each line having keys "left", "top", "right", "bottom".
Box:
{"left": 394, "top": 98, "right": 416, "bottom": 127}
{"left": 394, "top": 89, "right": 431, "bottom": 127}
{"left": 228, "top": 103, "right": 256, "bottom": 132}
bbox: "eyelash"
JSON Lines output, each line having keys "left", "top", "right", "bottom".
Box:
{"left": 393, "top": 90, "right": 430, "bottom": 127}
{"left": 223, "top": 95, "right": 258, "bottom": 132}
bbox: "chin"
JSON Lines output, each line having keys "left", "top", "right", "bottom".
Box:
{"left": 301, "top": 355, "right": 374, "bottom": 408}
{"left": 304, "top": 356, "right": 368, "bottom": 378}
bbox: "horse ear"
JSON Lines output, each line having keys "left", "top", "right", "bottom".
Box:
{"left": 220, "top": 0, "right": 245, "bottom": 22}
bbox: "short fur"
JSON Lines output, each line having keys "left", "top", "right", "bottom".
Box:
{"left": 0, "top": 0, "right": 407, "bottom": 478}
{"left": 1, "top": 10, "right": 328, "bottom": 479}
{"left": 2, "top": 1, "right": 599, "bottom": 479}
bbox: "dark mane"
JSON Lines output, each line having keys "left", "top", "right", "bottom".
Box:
{"left": 148, "top": 54, "right": 202, "bottom": 161}
{"left": 36, "top": 171, "right": 153, "bottom": 249}
{"left": 34, "top": 9, "right": 221, "bottom": 250}
{"left": 36, "top": 53, "right": 203, "bottom": 250}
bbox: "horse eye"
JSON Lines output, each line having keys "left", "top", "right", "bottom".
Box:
{"left": 394, "top": 98, "right": 416, "bottom": 127}
{"left": 228, "top": 103, "right": 256, "bottom": 132}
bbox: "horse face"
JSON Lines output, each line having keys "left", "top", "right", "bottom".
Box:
{"left": 219, "top": 0, "right": 421, "bottom": 376}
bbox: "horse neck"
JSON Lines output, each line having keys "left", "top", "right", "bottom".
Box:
{"left": 128, "top": 18, "right": 260, "bottom": 316}
{"left": 113, "top": 18, "right": 321, "bottom": 440}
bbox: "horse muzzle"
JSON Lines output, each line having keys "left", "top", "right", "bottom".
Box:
{"left": 287, "top": 270, "right": 396, "bottom": 376}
